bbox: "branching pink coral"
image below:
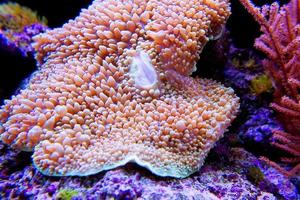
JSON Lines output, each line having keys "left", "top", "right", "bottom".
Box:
{"left": 0, "top": 0, "right": 239, "bottom": 178}
{"left": 239, "top": 0, "right": 300, "bottom": 177}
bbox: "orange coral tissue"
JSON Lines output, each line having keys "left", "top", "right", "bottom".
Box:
{"left": 0, "top": 0, "right": 239, "bottom": 178}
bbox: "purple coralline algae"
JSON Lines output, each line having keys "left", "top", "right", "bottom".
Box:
{"left": 85, "top": 171, "right": 143, "bottom": 200}
{"left": 229, "top": 148, "right": 298, "bottom": 200}
{"left": 238, "top": 107, "right": 282, "bottom": 150}
{"left": 0, "top": 23, "right": 48, "bottom": 56}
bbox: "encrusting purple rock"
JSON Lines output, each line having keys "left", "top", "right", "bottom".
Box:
{"left": 0, "top": 23, "right": 48, "bottom": 57}
{"left": 238, "top": 107, "right": 283, "bottom": 150}
{"left": 85, "top": 171, "right": 143, "bottom": 200}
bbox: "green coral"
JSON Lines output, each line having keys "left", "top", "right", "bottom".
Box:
{"left": 231, "top": 56, "right": 258, "bottom": 69}
{"left": 243, "top": 58, "right": 258, "bottom": 69}
{"left": 250, "top": 74, "right": 273, "bottom": 95}
{"left": 56, "top": 189, "right": 79, "bottom": 200}
{"left": 247, "top": 166, "right": 265, "bottom": 185}
{"left": 231, "top": 57, "right": 241, "bottom": 68}
{"left": 0, "top": 2, "right": 47, "bottom": 32}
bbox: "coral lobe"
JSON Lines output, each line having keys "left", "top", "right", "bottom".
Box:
{"left": 0, "top": 0, "right": 239, "bottom": 178}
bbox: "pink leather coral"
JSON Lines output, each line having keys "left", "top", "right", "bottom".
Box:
{"left": 0, "top": 0, "right": 239, "bottom": 178}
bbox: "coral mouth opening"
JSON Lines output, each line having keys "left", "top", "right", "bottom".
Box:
{"left": 129, "top": 51, "right": 158, "bottom": 90}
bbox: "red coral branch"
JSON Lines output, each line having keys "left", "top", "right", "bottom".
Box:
{"left": 260, "top": 156, "right": 300, "bottom": 177}
{"left": 240, "top": 0, "right": 300, "bottom": 177}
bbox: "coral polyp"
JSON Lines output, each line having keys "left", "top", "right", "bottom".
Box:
{"left": 250, "top": 74, "right": 273, "bottom": 95}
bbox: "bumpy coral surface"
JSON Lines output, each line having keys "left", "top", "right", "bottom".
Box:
{"left": 0, "top": 0, "right": 239, "bottom": 178}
